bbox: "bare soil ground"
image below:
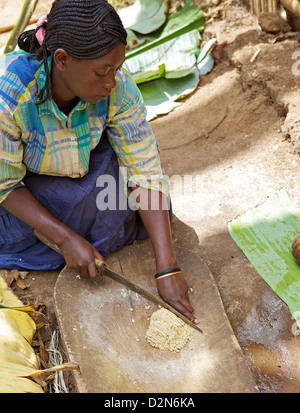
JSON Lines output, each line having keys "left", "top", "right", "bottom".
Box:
{"left": 155, "top": 0, "right": 300, "bottom": 393}
{"left": 2, "top": 0, "right": 300, "bottom": 393}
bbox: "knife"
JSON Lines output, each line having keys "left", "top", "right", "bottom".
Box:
{"left": 34, "top": 229, "right": 202, "bottom": 333}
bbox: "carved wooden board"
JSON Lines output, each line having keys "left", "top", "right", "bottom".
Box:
{"left": 54, "top": 240, "right": 258, "bottom": 393}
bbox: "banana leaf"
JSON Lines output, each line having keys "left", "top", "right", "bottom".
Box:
{"left": 126, "top": 29, "right": 146, "bottom": 51}
{"left": 0, "top": 275, "right": 33, "bottom": 311}
{"left": 0, "top": 373, "right": 44, "bottom": 393}
{"left": 197, "top": 38, "right": 216, "bottom": 75}
{"left": 228, "top": 188, "right": 300, "bottom": 327}
{"left": 0, "top": 310, "right": 38, "bottom": 369}
{"left": 125, "top": 0, "right": 205, "bottom": 59}
{"left": 122, "top": 0, "right": 207, "bottom": 118}
{"left": 139, "top": 66, "right": 200, "bottom": 121}
{"left": 133, "top": 34, "right": 216, "bottom": 119}
{"left": 0, "top": 277, "right": 40, "bottom": 392}
{"left": 0, "top": 308, "right": 36, "bottom": 344}
{"left": 118, "top": 0, "right": 169, "bottom": 35}
{"left": 124, "top": 29, "right": 201, "bottom": 84}
{"left": 0, "top": 276, "right": 79, "bottom": 393}
{"left": 0, "top": 361, "right": 79, "bottom": 393}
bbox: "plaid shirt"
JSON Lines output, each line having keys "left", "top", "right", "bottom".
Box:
{"left": 0, "top": 51, "right": 168, "bottom": 203}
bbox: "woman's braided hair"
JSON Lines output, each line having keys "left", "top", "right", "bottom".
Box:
{"left": 18, "top": 0, "right": 127, "bottom": 104}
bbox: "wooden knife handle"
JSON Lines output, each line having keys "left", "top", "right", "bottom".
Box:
{"left": 34, "top": 229, "right": 61, "bottom": 253}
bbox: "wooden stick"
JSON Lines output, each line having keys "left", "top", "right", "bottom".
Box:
{"left": 250, "top": 0, "right": 278, "bottom": 16}
{"left": 0, "top": 17, "right": 39, "bottom": 34}
{"left": 4, "top": 0, "right": 39, "bottom": 54}
{"left": 250, "top": 47, "right": 261, "bottom": 63}
{"left": 255, "top": 0, "right": 260, "bottom": 16}
{"left": 268, "top": 0, "right": 272, "bottom": 12}
{"left": 281, "top": 0, "right": 300, "bottom": 18}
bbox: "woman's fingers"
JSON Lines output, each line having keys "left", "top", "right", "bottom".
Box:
{"left": 69, "top": 260, "right": 101, "bottom": 281}
{"left": 61, "top": 234, "right": 104, "bottom": 281}
{"left": 156, "top": 274, "right": 199, "bottom": 324}
{"left": 167, "top": 297, "right": 199, "bottom": 324}
{"left": 87, "top": 261, "right": 102, "bottom": 281}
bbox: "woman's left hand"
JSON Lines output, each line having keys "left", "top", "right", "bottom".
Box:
{"left": 156, "top": 273, "right": 199, "bottom": 324}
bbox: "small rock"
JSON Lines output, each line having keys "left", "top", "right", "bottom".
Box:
{"left": 258, "top": 12, "right": 291, "bottom": 34}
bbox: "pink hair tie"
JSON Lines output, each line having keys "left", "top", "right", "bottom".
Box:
{"left": 35, "top": 15, "right": 48, "bottom": 46}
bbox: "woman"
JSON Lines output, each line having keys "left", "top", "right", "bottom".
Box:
{"left": 0, "top": 0, "right": 198, "bottom": 324}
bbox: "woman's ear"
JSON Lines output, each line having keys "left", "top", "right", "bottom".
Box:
{"left": 53, "top": 49, "right": 71, "bottom": 72}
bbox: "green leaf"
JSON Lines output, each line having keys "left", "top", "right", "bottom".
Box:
{"left": 138, "top": 66, "right": 200, "bottom": 121}
{"left": 125, "top": 0, "right": 205, "bottom": 59}
{"left": 228, "top": 188, "right": 300, "bottom": 326}
{"left": 122, "top": 1, "right": 208, "bottom": 118}
{"left": 118, "top": 0, "right": 169, "bottom": 35}
{"left": 126, "top": 29, "right": 146, "bottom": 51}
{"left": 124, "top": 29, "right": 201, "bottom": 84}
{"left": 197, "top": 38, "right": 216, "bottom": 75}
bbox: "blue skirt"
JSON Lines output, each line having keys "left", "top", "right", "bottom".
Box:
{"left": 0, "top": 135, "right": 153, "bottom": 270}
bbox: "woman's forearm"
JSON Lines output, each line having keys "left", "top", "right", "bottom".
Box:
{"left": 1, "top": 186, "right": 73, "bottom": 245}
{"left": 134, "top": 186, "right": 198, "bottom": 323}
{"left": 1, "top": 186, "right": 103, "bottom": 279}
{"left": 132, "top": 186, "right": 177, "bottom": 272}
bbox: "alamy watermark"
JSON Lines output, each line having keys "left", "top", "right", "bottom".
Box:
{"left": 95, "top": 167, "right": 202, "bottom": 211}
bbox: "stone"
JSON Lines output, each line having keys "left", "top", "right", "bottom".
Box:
{"left": 258, "top": 12, "right": 291, "bottom": 33}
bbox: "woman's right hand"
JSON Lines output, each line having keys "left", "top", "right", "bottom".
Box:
{"left": 58, "top": 231, "right": 104, "bottom": 281}
{"left": 2, "top": 187, "right": 104, "bottom": 281}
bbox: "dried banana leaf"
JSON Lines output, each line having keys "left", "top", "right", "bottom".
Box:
{"left": 0, "top": 288, "right": 41, "bottom": 391}
{"left": 0, "top": 275, "right": 33, "bottom": 311}
{"left": 0, "top": 361, "right": 79, "bottom": 393}
{"left": 0, "top": 277, "right": 78, "bottom": 393}
{"left": 0, "top": 308, "right": 36, "bottom": 343}
{"left": 0, "top": 373, "right": 44, "bottom": 393}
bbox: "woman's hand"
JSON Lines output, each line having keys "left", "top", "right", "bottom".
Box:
{"left": 131, "top": 186, "right": 199, "bottom": 324}
{"left": 2, "top": 186, "right": 104, "bottom": 281}
{"left": 58, "top": 231, "right": 104, "bottom": 281}
{"left": 156, "top": 273, "right": 199, "bottom": 324}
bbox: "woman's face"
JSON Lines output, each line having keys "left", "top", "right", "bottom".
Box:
{"left": 53, "top": 43, "right": 126, "bottom": 105}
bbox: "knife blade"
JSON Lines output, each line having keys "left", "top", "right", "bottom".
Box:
{"left": 34, "top": 229, "right": 202, "bottom": 333}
